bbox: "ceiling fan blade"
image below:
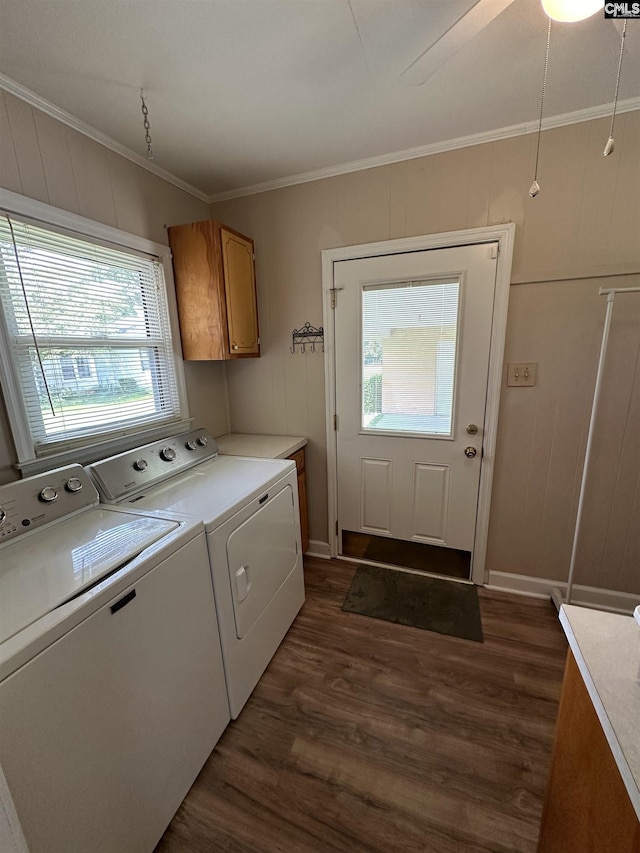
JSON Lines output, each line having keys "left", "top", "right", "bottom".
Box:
{"left": 399, "top": 0, "right": 518, "bottom": 87}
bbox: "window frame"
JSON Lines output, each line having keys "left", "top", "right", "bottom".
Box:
{"left": 0, "top": 188, "right": 190, "bottom": 475}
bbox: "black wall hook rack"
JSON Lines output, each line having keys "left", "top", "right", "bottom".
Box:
{"left": 290, "top": 322, "right": 324, "bottom": 353}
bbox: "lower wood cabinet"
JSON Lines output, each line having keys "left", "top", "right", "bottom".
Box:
{"left": 537, "top": 650, "right": 640, "bottom": 852}
{"left": 287, "top": 448, "right": 309, "bottom": 554}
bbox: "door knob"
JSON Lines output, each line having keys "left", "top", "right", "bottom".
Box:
{"left": 466, "top": 424, "right": 479, "bottom": 435}
{"left": 464, "top": 446, "right": 477, "bottom": 459}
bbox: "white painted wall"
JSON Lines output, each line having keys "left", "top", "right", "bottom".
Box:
{"left": 0, "top": 90, "right": 230, "bottom": 484}
{"left": 210, "top": 112, "right": 640, "bottom": 594}
{"left": 1, "top": 87, "right": 637, "bottom": 596}
{"left": 492, "top": 275, "right": 640, "bottom": 594}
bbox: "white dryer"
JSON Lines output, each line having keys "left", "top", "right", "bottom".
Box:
{"left": 0, "top": 464, "right": 229, "bottom": 853}
{"left": 88, "top": 428, "right": 305, "bottom": 719}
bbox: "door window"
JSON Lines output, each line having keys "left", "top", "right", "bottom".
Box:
{"left": 361, "top": 279, "right": 460, "bottom": 437}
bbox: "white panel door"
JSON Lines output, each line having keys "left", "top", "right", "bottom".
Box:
{"left": 334, "top": 243, "right": 498, "bottom": 557}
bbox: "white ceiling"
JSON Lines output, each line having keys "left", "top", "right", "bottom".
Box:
{"left": 0, "top": 0, "right": 638, "bottom": 199}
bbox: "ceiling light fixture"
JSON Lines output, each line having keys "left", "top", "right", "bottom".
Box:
{"left": 541, "top": 0, "right": 603, "bottom": 22}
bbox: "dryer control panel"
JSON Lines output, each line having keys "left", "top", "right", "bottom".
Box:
{"left": 88, "top": 428, "right": 219, "bottom": 503}
{"left": 0, "top": 465, "right": 98, "bottom": 545}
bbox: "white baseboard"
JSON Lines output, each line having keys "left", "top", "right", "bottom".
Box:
{"left": 305, "top": 540, "right": 331, "bottom": 559}
{"left": 487, "top": 571, "right": 639, "bottom": 616}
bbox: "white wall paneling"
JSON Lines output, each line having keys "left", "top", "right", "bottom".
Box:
{"left": 0, "top": 91, "right": 229, "bottom": 484}
{"left": 212, "top": 112, "right": 639, "bottom": 593}
{"left": 1, "top": 87, "right": 638, "bottom": 596}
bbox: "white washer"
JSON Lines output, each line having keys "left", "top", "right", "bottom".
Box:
{"left": 0, "top": 464, "right": 229, "bottom": 853}
{"left": 88, "top": 428, "right": 305, "bottom": 719}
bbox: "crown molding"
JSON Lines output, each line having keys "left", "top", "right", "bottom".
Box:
{"left": 208, "top": 98, "right": 640, "bottom": 203}
{"left": 1, "top": 72, "right": 637, "bottom": 208}
{"left": 0, "top": 73, "right": 209, "bottom": 203}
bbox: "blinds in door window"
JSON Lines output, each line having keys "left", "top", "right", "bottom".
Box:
{"left": 361, "top": 279, "right": 460, "bottom": 436}
{"left": 0, "top": 215, "right": 182, "bottom": 455}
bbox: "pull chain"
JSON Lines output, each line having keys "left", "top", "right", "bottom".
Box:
{"left": 604, "top": 20, "right": 627, "bottom": 157}
{"left": 140, "top": 89, "right": 154, "bottom": 161}
{"left": 529, "top": 17, "right": 552, "bottom": 198}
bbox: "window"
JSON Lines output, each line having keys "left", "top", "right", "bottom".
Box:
{"left": 361, "top": 279, "right": 460, "bottom": 437}
{"left": 60, "top": 356, "right": 76, "bottom": 381}
{"left": 75, "top": 356, "right": 92, "bottom": 379}
{"left": 0, "top": 200, "right": 188, "bottom": 469}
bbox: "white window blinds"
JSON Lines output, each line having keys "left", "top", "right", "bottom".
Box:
{"left": 0, "top": 214, "right": 184, "bottom": 457}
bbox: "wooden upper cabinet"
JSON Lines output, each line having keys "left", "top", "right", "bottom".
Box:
{"left": 167, "top": 220, "right": 260, "bottom": 360}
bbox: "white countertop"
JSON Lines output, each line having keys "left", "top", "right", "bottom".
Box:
{"left": 560, "top": 604, "right": 640, "bottom": 820}
{"left": 215, "top": 433, "right": 307, "bottom": 460}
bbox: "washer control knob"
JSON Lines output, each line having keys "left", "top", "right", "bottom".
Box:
{"left": 133, "top": 459, "right": 148, "bottom": 472}
{"left": 160, "top": 447, "right": 176, "bottom": 462}
{"left": 185, "top": 440, "right": 197, "bottom": 451}
{"left": 0, "top": 506, "right": 6, "bottom": 525}
{"left": 65, "top": 477, "right": 83, "bottom": 493}
{"left": 196, "top": 436, "right": 208, "bottom": 447}
{"left": 39, "top": 486, "right": 58, "bottom": 503}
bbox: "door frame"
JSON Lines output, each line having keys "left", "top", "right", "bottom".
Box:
{"left": 322, "top": 224, "right": 515, "bottom": 585}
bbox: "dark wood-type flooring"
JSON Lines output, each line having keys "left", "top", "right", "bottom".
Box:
{"left": 156, "top": 557, "right": 567, "bottom": 853}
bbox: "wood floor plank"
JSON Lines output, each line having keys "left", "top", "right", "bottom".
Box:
{"left": 156, "top": 558, "right": 567, "bottom": 853}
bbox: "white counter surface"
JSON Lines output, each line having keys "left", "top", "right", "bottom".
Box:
{"left": 560, "top": 604, "right": 640, "bottom": 820}
{"left": 215, "top": 433, "right": 307, "bottom": 460}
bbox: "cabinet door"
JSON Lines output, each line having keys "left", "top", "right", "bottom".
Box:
{"left": 220, "top": 227, "right": 260, "bottom": 356}
{"left": 169, "top": 220, "right": 228, "bottom": 360}
{"left": 298, "top": 468, "right": 309, "bottom": 553}
{"left": 537, "top": 651, "right": 640, "bottom": 852}
{"left": 287, "top": 449, "right": 308, "bottom": 553}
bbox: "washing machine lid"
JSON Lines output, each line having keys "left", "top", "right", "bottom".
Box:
{"left": 0, "top": 508, "right": 178, "bottom": 644}
{"left": 128, "top": 456, "right": 295, "bottom": 529}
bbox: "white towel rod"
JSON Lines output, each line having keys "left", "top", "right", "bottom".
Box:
{"left": 599, "top": 286, "right": 640, "bottom": 295}
{"left": 560, "top": 284, "right": 639, "bottom": 608}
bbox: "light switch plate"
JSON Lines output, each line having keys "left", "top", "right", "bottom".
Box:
{"left": 507, "top": 362, "right": 537, "bottom": 386}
